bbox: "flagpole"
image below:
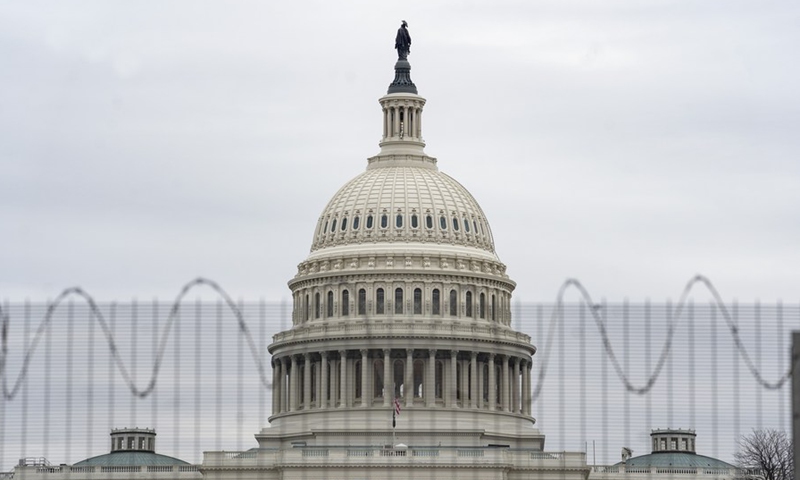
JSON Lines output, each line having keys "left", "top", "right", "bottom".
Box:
{"left": 392, "top": 396, "right": 396, "bottom": 447}
{"left": 392, "top": 395, "right": 402, "bottom": 447}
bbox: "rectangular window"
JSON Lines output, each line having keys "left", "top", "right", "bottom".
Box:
{"left": 376, "top": 289, "right": 385, "bottom": 314}
{"left": 395, "top": 288, "right": 403, "bottom": 314}
{"left": 358, "top": 289, "right": 366, "bottom": 315}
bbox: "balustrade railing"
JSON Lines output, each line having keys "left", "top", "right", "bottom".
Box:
{"left": 203, "top": 447, "right": 584, "bottom": 468}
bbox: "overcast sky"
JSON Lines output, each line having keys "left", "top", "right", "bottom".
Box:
{"left": 1, "top": 0, "right": 799, "bottom": 471}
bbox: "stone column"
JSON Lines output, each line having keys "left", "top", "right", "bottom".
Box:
{"left": 427, "top": 349, "right": 436, "bottom": 407}
{"left": 338, "top": 350, "right": 348, "bottom": 408}
{"left": 281, "top": 357, "right": 290, "bottom": 413}
{"left": 320, "top": 352, "right": 328, "bottom": 409}
{"left": 315, "top": 357, "right": 322, "bottom": 408}
{"left": 383, "top": 349, "right": 392, "bottom": 406}
{"left": 392, "top": 106, "right": 399, "bottom": 136}
{"left": 450, "top": 350, "right": 458, "bottom": 408}
{"left": 470, "top": 352, "right": 478, "bottom": 408}
{"left": 524, "top": 359, "right": 532, "bottom": 416}
{"left": 272, "top": 359, "right": 281, "bottom": 415}
{"left": 512, "top": 357, "right": 520, "bottom": 414}
{"left": 408, "top": 107, "right": 414, "bottom": 139}
{"left": 488, "top": 354, "right": 496, "bottom": 410}
{"left": 289, "top": 355, "right": 298, "bottom": 411}
{"left": 405, "top": 349, "right": 414, "bottom": 407}
{"left": 401, "top": 106, "right": 408, "bottom": 137}
{"left": 500, "top": 355, "right": 509, "bottom": 412}
{"left": 304, "top": 353, "right": 312, "bottom": 410}
{"left": 477, "top": 359, "right": 484, "bottom": 409}
{"left": 331, "top": 359, "right": 339, "bottom": 407}
{"left": 361, "top": 349, "right": 370, "bottom": 407}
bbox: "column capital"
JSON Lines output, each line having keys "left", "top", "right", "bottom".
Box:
{"left": 488, "top": 353, "right": 496, "bottom": 361}
{"left": 360, "top": 348, "right": 369, "bottom": 356}
{"left": 321, "top": 351, "right": 329, "bottom": 359}
{"left": 429, "top": 349, "right": 436, "bottom": 357}
{"left": 470, "top": 351, "right": 478, "bottom": 359}
{"left": 338, "top": 349, "right": 347, "bottom": 357}
{"left": 383, "top": 348, "right": 391, "bottom": 356}
{"left": 451, "top": 350, "right": 458, "bottom": 358}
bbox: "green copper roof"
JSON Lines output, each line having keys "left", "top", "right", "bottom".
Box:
{"left": 618, "top": 452, "right": 734, "bottom": 469}
{"left": 74, "top": 451, "right": 190, "bottom": 467}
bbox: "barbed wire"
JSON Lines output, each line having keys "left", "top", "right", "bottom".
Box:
{"left": 1, "top": 275, "right": 794, "bottom": 403}
{"left": 0, "top": 277, "right": 271, "bottom": 401}
{"left": 531, "top": 274, "right": 793, "bottom": 401}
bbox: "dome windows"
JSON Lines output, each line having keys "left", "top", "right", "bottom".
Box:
{"left": 425, "top": 215, "right": 433, "bottom": 229}
{"left": 358, "top": 289, "right": 367, "bottom": 315}
{"left": 341, "top": 290, "right": 350, "bottom": 316}
{"left": 330, "top": 219, "right": 337, "bottom": 233}
{"left": 376, "top": 288, "right": 385, "bottom": 314}
{"left": 411, "top": 214, "right": 418, "bottom": 229}
{"left": 380, "top": 213, "right": 388, "bottom": 229}
{"left": 452, "top": 217, "right": 459, "bottom": 231}
{"left": 394, "top": 288, "right": 403, "bottom": 314}
{"left": 341, "top": 218, "right": 348, "bottom": 231}
{"left": 439, "top": 216, "right": 447, "bottom": 230}
{"left": 366, "top": 214, "right": 374, "bottom": 229}
{"left": 464, "top": 218, "right": 470, "bottom": 233}
{"left": 396, "top": 214, "right": 403, "bottom": 228}
{"left": 352, "top": 216, "right": 360, "bottom": 230}
{"left": 432, "top": 289, "right": 441, "bottom": 315}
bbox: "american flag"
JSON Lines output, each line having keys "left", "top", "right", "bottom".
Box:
{"left": 392, "top": 397, "right": 401, "bottom": 428}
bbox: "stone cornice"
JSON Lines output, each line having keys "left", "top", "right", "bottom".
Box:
{"left": 293, "top": 251, "right": 509, "bottom": 283}
{"left": 289, "top": 269, "right": 515, "bottom": 292}
{"left": 268, "top": 319, "right": 534, "bottom": 354}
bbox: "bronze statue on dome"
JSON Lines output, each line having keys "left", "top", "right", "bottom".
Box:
{"left": 395, "top": 20, "right": 411, "bottom": 60}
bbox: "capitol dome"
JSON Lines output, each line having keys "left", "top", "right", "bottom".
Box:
{"left": 309, "top": 161, "right": 498, "bottom": 259}
{"left": 264, "top": 39, "right": 538, "bottom": 450}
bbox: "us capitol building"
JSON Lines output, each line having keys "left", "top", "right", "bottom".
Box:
{"left": 6, "top": 24, "right": 741, "bottom": 480}
{"left": 199, "top": 25, "right": 587, "bottom": 480}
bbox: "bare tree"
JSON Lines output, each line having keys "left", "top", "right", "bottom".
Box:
{"left": 735, "top": 429, "right": 793, "bottom": 480}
